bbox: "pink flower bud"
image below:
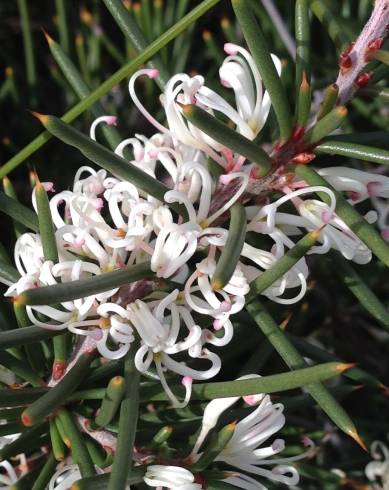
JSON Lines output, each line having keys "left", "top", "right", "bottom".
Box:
{"left": 321, "top": 211, "right": 332, "bottom": 224}
{"left": 224, "top": 42, "right": 238, "bottom": 55}
{"left": 220, "top": 300, "right": 232, "bottom": 312}
{"left": 148, "top": 149, "right": 159, "bottom": 159}
{"left": 182, "top": 376, "right": 193, "bottom": 388}
{"left": 243, "top": 394, "right": 262, "bottom": 406}
{"left": 367, "top": 181, "right": 382, "bottom": 197}
{"left": 213, "top": 319, "right": 222, "bottom": 330}
{"left": 105, "top": 116, "right": 118, "bottom": 126}
{"left": 43, "top": 182, "right": 55, "bottom": 192}
{"left": 147, "top": 69, "right": 160, "bottom": 79}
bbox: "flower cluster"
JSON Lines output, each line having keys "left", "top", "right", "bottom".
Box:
{"left": 45, "top": 381, "right": 312, "bottom": 489}
{"left": 3, "top": 43, "right": 388, "bottom": 414}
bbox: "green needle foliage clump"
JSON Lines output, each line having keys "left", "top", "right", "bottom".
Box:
{"left": 0, "top": 1, "right": 388, "bottom": 489}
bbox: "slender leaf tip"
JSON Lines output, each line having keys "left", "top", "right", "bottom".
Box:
{"left": 2, "top": 175, "right": 11, "bottom": 187}
{"left": 336, "top": 106, "right": 348, "bottom": 117}
{"left": 21, "top": 412, "right": 33, "bottom": 427}
{"left": 13, "top": 294, "right": 27, "bottom": 306}
{"left": 31, "top": 169, "right": 41, "bottom": 186}
{"left": 112, "top": 376, "right": 125, "bottom": 387}
{"left": 211, "top": 279, "right": 222, "bottom": 291}
{"left": 42, "top": 29, "right": 54, "bottom": 45}
{"left": 179, "top": 103, "right": 193, "bottom": 115}
{"left": 300, "top": 71, "right": 309, "bottom": 91}
{"left": 335, "top": 362, "right": 357, "bottom": 373}
{"left": 202, "top": 30, "right": 212, "bottom": 41}
{"left": 30, "top": 111, "right": 50, "bottom": 126}
{"left": 280, "top": 312, "right": 293, "bottom": 330}
{"left": 348, "top": 430, "right": 367, "bottom": 451}
{"left": 79, "top": 6, "right": 93, "bottom": 25}
{"left": 310, "top": 226, "right": 325, "bottom": 240}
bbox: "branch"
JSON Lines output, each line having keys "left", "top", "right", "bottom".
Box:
{"left": 336, "top": 0, "right": 389, "bottom": 103}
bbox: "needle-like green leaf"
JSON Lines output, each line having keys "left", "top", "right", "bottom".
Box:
{"left": 108, "top": 343, "right": 140, "bottom": 490}
{"left": 315, "top": 140, "right": 389, "bottom": 165}
{"left": 18, "top": 261, "right": 152, "bottom": 306}
{"left": 181, "top": 104, "right": 271, "bottom": 175}
{"left": 246, "top": 299, "right": 365, "bottom": 449}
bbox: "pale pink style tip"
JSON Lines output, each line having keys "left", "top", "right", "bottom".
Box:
{"left": 243, "top": 394, "right": 263, "bottom": 406}
{"left": 220, "top": 300, "right": 232, "bottom": 313}
{"left": 93, "top": 198, "right": 104, "bottom": 210}
{"left": 321, "top": 211, "right": 332, "bottom": 224}
{"left": 43, "top": 182, "right": 55, "bottom": 192}
{"left": 106, "top": 116, "right": 118, "bottom": 126}
{"left": 74, "top": 238, "right": 86, "bottom": 247}
{"left": 367, "top": 181, "right": 382, "bottom": 197}
{"left": 88, "top": 329, "right": 104, "bottom": 341}
{"left": 224, "top": 42, "right": 238, "bottom": 55}
{"left": 302, "top": 435, "right": 314, "bottom": 448}
{"left": 182, "top": 376, "right": 193, "bottom": 388}
{"left": 213, "top": 319, "right": 222, "bottom": 331}
{"left": 148, "top": 149, "right": 159, "bottom": 159}
{"left": 147, "top": 69, "right": 160, "bottom": 79}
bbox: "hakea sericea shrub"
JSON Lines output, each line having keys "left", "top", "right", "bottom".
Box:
{"left": 0, "top": 0, "right": 388, "bottom": 489}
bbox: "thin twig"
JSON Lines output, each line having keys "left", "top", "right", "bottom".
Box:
{"left": 336, "top": 0, "right": 389, "bottom": 103}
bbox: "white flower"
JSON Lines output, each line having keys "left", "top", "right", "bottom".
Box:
{"left": 218, "top": 43, "right": 281, "bottom": 140}
{"left": 365, "top": 440, "right": 389, "bottom": 490}
{"left": 0, "top": 460, "right": 18, "bottom": 488}
{"left": 318, "top": 167, "right": 389, "bottom": 204}
{"left": 127, "top": 289, "right": 221, "bottom": 407}
{"left": 215, "top": 396, "right": 300, "bottom": 486}
{"left": 151, "top": 219, "right": 199, "bottom": 279}
{"left": 6, "top": 259, "right": 116, "bottom": 332}
{"left": 249, "top": 185, "right": 372, "bottom": 265}
{"left": 191, "top": 378, "right": 311, "bottom": 489}
{"left": 48, "top": 463, "right": 104, "bottom": 490}
{"left": 128, "top": 44, "right": 280, "bottom": 170}
{"left": 184, "top": 255, "right": 247, "bottom": 337}
{"left": 144, "top": 465, "right": 202, "bottom": 489}
{"left": 150, "top": 167, "right": 249, "bottom": 280}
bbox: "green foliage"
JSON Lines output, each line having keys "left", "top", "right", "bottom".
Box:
{"left": 0, "top": 1, "right": 388, "bottom": 489}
